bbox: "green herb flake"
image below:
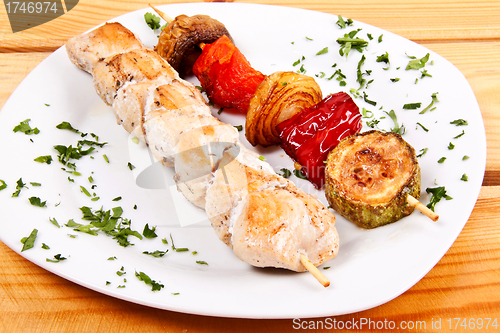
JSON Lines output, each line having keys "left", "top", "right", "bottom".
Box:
{"left": 29, "top": 196, "right": 47, "bottom": 207}
{"left": 131, "top": 137, "right": 140, "bottom": 144}
{"left": 406, "top": 53, "right": 430, "bottom": 70}
{"left": 144, "top": 12, "right": 161, "bottom": 30}
{"left": 46, "top": 254, "right": 67, "bottom": 263}
{"left": 454, "top": 130, "right": 465, "bottom": 139}
{"left": 416, "top": 122, "right": 429, "bottom": 132}
{"left": 196, "top": 260, "right": 208, "bottom": 265}
{"left": 112, "top": 196, "right": 122, "bottom": 202}
{"left": 13, "top": 119, "right": 40, "bottom": 135}
{"left": 448, "top": 142, "right": 455, "bottom": 150}
{"left": 419, "top": 92, "right": 439, "bottom": 114}
{"left": 416, "top": 148, "right": 428, "bottom": 158}
{"left": 41, "top": 243, "right": 50, "bottom": 250}
{"left": 463, "top": 155, "right": 470, "bottom": 161}
{"left": 384, "top": 110, "right": 405, "bottom": 135}
{"left": 363, "top": 92, "right": 377, "bottom": 107}
{"left": 56, "top": 121, "right": 80, "bottom": 133}
{"left": 49, "top": 217, "right": 60, "bottom": 228}
{"left": 234, "top": 125, "right": 243, "bottom": 132}
{"left": 316, "top": 47, "right": 329, "bottom": 55}
{"left": 337, "top": 29, "right": 368, "bottom": 57}
{"left": 293, "top": 169, "right": 307, "bottom": 180}
{"left": 376, "top": 52, "right": 390, "bottom": 64}
{"left": 390, "top": 78, "right": 400, "bottom": 82}
{"left": 279, "top": 168, "right": 292, "bottom": 178}
{"left": 403, "top": 102, "right": 421, "bottom": 110}
{"left": 426, "top": 186, "right": 453, "bottom": 212}
{"left": 143, "top": 250, "right": 168, "bottom": 258}
{"left": 438, "top": 157, "right": 447, "bottom": 163}
{"left": 103, "top": 154, "right": 109, "bottom": 163}
{"left": 450, "top": 119, "right": 468, "bottom": 126}
{"left": 0, "top": 179, "right": 7, "bottom": 191}
{"left": 336, "top": 15, "right": 353, "bottom": 29}
{"left": 143, "top": 223, "right": 158, "bottom": 239}
{"left": 135, "top": 271, "right": 164, "bottom": 291}
{"left": 461, "top": 174, "right": 469, "bottom": 181}
{"left": 34, "top": 155, "right": 53, "bottom": 164}
{"left": 21, "top": 229, "right": 38, "bottom": 252}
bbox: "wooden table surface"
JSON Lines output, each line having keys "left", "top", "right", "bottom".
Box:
{"left": 1, "top": 0, "right": 499, "bottom": 332}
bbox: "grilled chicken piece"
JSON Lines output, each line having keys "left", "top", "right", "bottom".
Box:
{"left": 205, "top": 157, "right": 338, "bottom": 271}
{"left": 65, "top": 22, "right": 339, "bottom": 273}
{"left": 65, "top": 22, "right": 144, "bottom": 74}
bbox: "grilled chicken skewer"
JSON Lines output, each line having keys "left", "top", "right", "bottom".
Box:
{"left": 65, "top": 22, "right": 338, "bottom": 285}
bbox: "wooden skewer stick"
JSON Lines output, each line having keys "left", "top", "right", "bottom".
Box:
{"left": 407, "top": 194, "right": 439, "bottom": 222}
{"left": 149, "top": 4, "right": 173, "bottom": 23}
{"left": 150, "top": 3, "right": 327, "bottom": 287}
{"left": 300, "top": 254, "right": 330, "bottom": 288}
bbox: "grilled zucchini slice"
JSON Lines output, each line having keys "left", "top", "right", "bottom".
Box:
{"left": 325, "top": 130, "right": 421, "bottom": 229}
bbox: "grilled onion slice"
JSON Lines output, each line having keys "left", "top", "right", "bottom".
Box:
{"left": 325, "top": 130, "right": 421, "bottom": 229}
{"left": 245, "top": 71, "right": 322, "bottom": 147}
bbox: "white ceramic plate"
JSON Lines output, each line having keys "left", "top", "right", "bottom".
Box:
{"left": 0, "top": 3, "right": 486, "bottom": 319}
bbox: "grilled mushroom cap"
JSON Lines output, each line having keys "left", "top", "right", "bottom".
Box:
{"left": 155, "top": 14, "right": 233, "bottom": 77}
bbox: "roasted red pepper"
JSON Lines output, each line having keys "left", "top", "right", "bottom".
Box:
{"left": 193, "top": 35, "right": 266, "bottom": 113}
{"left": 277, "top": 92, "right": 362, "bottom": 188}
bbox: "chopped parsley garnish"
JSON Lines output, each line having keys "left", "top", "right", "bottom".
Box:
{"left": 135, "top": 271, "right": 164, "bottom": 291}
{"left": 356, "top": 55, "right": 368, "bottom": 89}
{"left": 127, "top": 162, "right": 136, "bottom": 170}
{"left": 419, "top": 92, "right": 439, "bottom": 114}
{"left": 13, "top": 119, "right": 40, "bottom": 135}
{"left": 49, "top": 217, "right": 60, "bottom": 228}
{"left": 29, "top": 196, "right": 47, "bottom": 207}
{"left": 56, "top": 121, "right": 80, "bottom": 133}
{"left": 71, "top": 206, "right": 143, "bottom": 247}
{"left": 196, "top": 260, "right": 208, "bottom": 265}
{"left": 234, "top": 125, "right": 243, "bottom": 132}
{"left": 454, "top": 130, "right": 465, "bottom": 139}
{"left": 316, "top": 47, "right": 329, "bottom": 55}
{"left": 437, "top": 157, "right": 447, "bottom": 163}
{"left": 376, "top": 52, "right": 390, "bottom": 64}
{"left": 103, "top": 154, "right": 110, "bottom": 163}
{"left": 34, "top": 155, "right": 53, "bottom": 164}
{"left": 279, "top": 168, "right": 292, "bottom": 178}
{"left": 293, "top": 169, "right": 307, "bottom": 180}
{"left": 142, "top": 224, "right": 158, "bottom": 239}
{"left": 0, "top": 179, "right": 6, "bottom": 191}
{"left": 416, "top": 148, "right": 428, "bottom": 158}
{"left": 403, "top": 102, "right": 422, "bottom": 110}
{"left": 461, "top": 174, "right": 468, "bottom": 181}
{"left": 46, "top": 254, "right": 67, "bottom": 263}
{"left": 336, "top": 15, "right": 353, "bottom": 29}
{"left": 21, "top": 228, "right": 38, "bottom": 252}
{"left": 131, "top": 137, "right": 140, "bottom": 144}
{"left": 41, "top": 243, "right": 50, "bottom": 250}
{"left": 170, "top": 234, "right": 189, "bottom": 252}
{"left": 448, "top": 142, "right": 455, "bottom": 150}
{"left": 337, "top": 29, "right": 368, "bottom": 57}
{"left": 363, "top": 92, "right": 377, "bottom": 106}
{"left": 144, "top": 12, "right": 161, "bottom": 30}
{"left": 80, "top": 186, "right": 91, "bottom": 197}
{"left": 426, "top": 186, "right": 453, "bottom": 212}
{"left": 463, "top": 155, "right": 470, "bottom": 160}
{"left": 416, "top": 122, "right": 429, "bottom": 132}
{"left": 406, "top": 53, "right": 430, "bottom": 70}
{"left": 390, "top": 78, "right": 400, "bottom": 82}
{"left": 384, "top": 110, "right": 405, "bottom": 135}
{"left": 143, "top": 250, "right": 168, "bottom": 258}
{"left": 450, "top": 119, "right": 468, "bottom": 126}
{"left": 12, "top": 178, "right": 26, "bottom": 197}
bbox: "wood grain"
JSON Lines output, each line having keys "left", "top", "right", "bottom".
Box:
{"left": 1, "top": 0, "right": 500, "bottom": 52}
{"left": 1, "top": 0, "right": 499, "bottom": 331}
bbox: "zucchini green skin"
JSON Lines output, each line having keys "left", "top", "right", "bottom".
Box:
{"left": 325, "top": 130, "right": 421, "bottom": 229}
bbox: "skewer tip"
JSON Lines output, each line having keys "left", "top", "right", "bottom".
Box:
{"left": 407, "top": 194, "right": 439, "bottom": 222}
{"left": 300, "top": 254, "right": 330, "bottom": 288}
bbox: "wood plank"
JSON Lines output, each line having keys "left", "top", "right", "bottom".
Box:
{"left": 1, "top": 186, "right": 498, "bottom": 332}
{"left": 1, "top": 0, "right": 499, "bottom": 52}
